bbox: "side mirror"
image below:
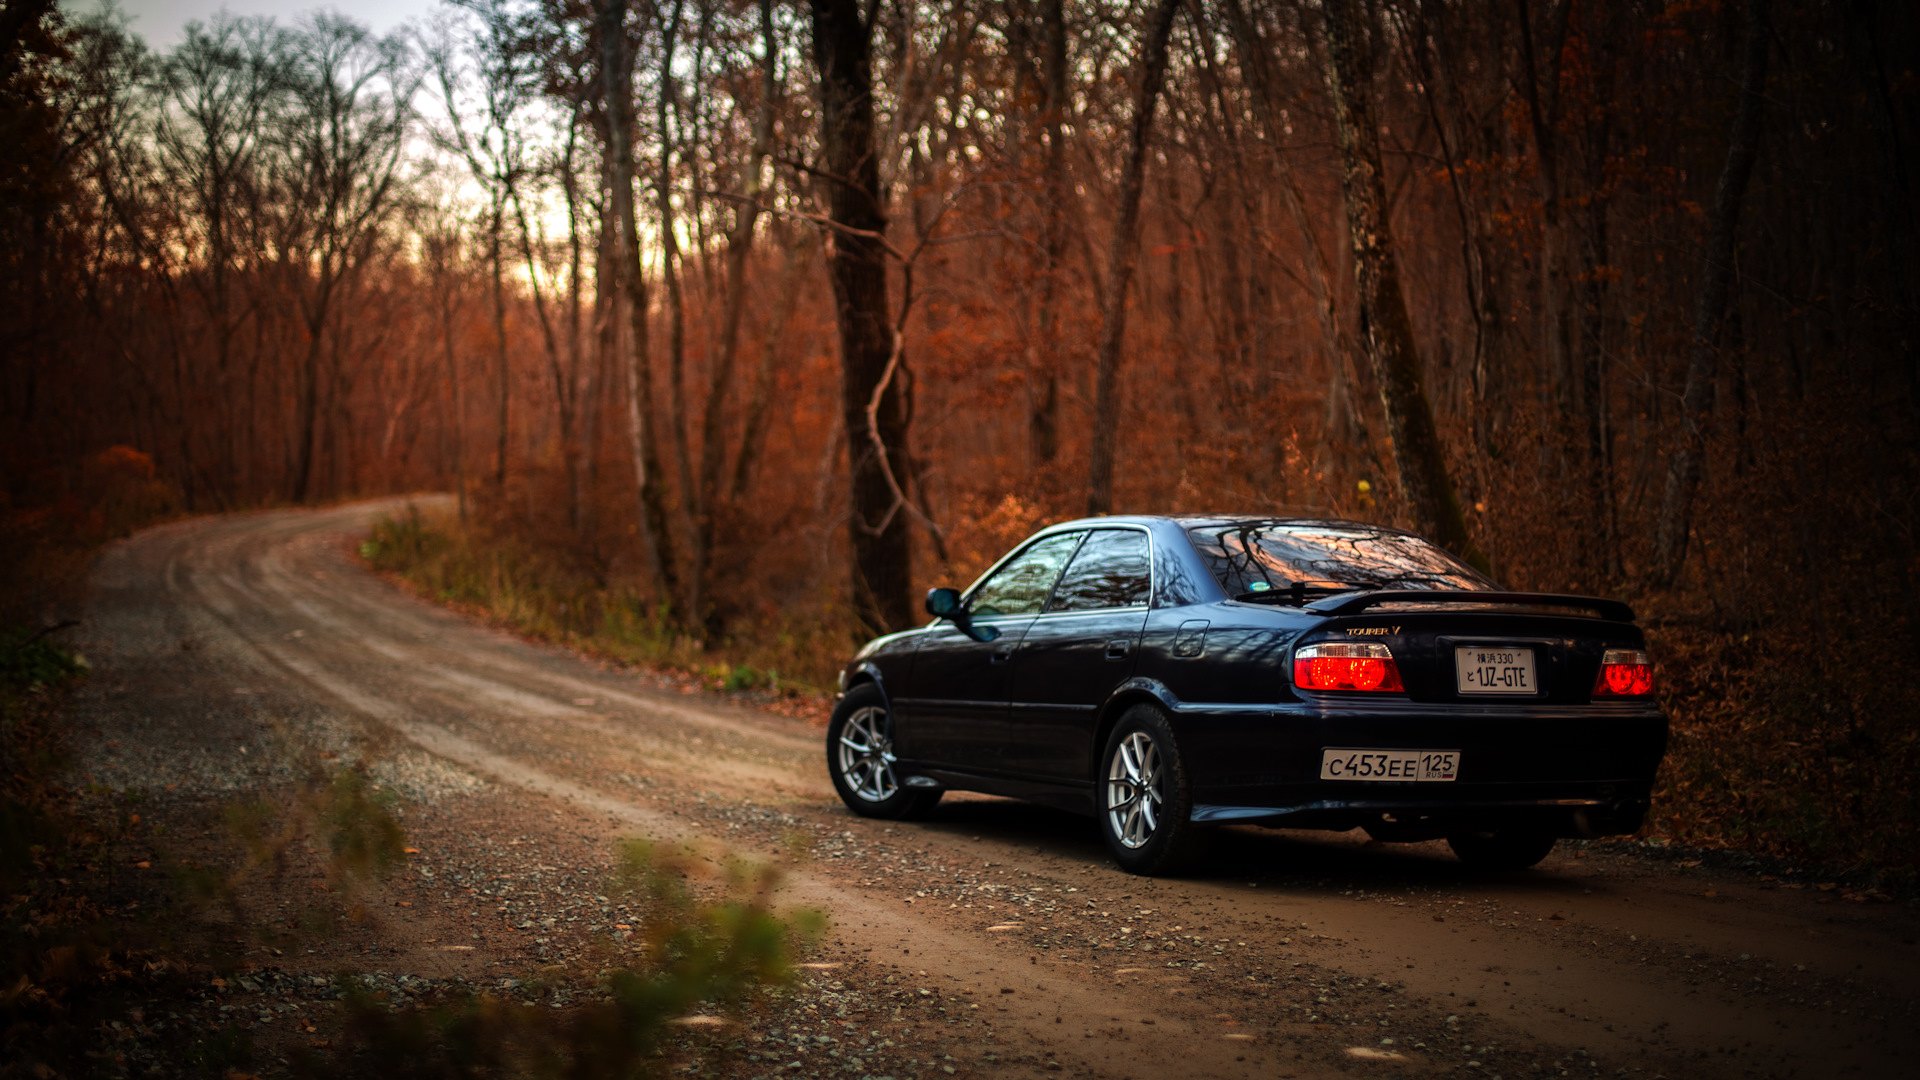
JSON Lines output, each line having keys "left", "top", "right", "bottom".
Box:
{"left": 925, "top": 586, "right": 1000, "bottom": 643}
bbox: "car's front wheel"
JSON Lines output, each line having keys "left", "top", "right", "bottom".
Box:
{"left": 1099, "top": 705, "right": 1205, "bottom": 875}
{"left": 1447, "top": 828, "right": 1557, "bottom": 870}
{"left": 827, "top": 683, "right": 941, "bottom": 820}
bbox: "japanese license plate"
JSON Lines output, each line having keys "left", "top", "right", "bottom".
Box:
{"left": 1456, "top": 646, "right": 1537, "bottom": 695}
{"left": 1319, "top": 748, "right": 1459, "bottom": 782}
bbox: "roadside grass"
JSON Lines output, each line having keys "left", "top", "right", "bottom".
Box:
{"left": 361, "top": 507, "right": 842, "bottom": 697}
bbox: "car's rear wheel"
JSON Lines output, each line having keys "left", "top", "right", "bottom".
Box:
{"left": 1447, "top": 828, "right": 1557, "bottom": 870}
{"left": 1099, "top": 705, "right": 1204, "bottom": 875}
{"left": 827, "top": 683, "right": 941, "bottom": 820}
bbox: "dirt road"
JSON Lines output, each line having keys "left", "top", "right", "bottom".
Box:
{"left": 69, "top": 500, "right": 1919, "bottom": 1078}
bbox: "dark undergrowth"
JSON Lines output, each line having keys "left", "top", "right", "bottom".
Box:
{"left": 1641, "top": 612, "right": 1920, "bottom": 892}
{"left": 0, "top": 452, "right": 226, "bottom": 1076}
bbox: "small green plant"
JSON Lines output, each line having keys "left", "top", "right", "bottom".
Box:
{"left": 0, "top": 626, "right": 86, "bottom": 699}
{"left": 719, "top": 663, "right": 773, "bottom": 692}
{"left": 319, "top": 840, "right": 821, "bottom": 1078}
{"left": 192, "top": 764, "right": 411, "bottom": 944}
{"left": 361, "top": 507, "right": 447, "bottom": 570}
{"left": 318, "top": 767, "right": 408, "bottom": 887}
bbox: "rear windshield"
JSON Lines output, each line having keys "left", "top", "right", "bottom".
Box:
{"left": 1185, "top": 523, "right": 1491, "bottom": 595}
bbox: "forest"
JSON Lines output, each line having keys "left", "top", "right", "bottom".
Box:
{"left": 2, "top": 0, "right": 1917, "bottom": 875}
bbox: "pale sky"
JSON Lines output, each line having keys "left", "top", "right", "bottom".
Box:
{"left": 81, "top": 0, "right": 441, "bottom": 49}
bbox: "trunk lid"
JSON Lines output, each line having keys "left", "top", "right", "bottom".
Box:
{"left": 1299, "top": 593, "right": 1645, "bottom": 705}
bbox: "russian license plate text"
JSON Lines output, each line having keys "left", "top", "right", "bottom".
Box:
{"left": 1319, "top": 748, "right": 1459, "bottom": 782}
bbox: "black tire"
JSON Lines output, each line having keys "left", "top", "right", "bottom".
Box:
{"left": 1098, "top": 705, "right": 1206, "bottom": 875}
{"left": 1446, "top": 828, "right": 1557, "bottom": 870}
{"left": 827, "top": 683, "right": 941, "bottom": 820}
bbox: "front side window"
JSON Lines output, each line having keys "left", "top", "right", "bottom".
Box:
{"left": 968, "top": 532, "right": 1085, "bottom": 617}
{"left": 1186, "top": 523, "right": 1491, "bottom": 596}
{"left": 1048, "top": 529, "right": 1151, "bottom": 612}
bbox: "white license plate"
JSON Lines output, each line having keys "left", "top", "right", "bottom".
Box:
{"left": 1319, "top": 748, "right": 1459, "bottom": 782}
{"left": 1455, "top": 646, "right": 1537, "bottom": 694}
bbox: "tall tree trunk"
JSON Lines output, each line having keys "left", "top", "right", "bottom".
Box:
{"left": 441, "top": 285, "right": 468, "bottom": 525}
{"left": 1320, "top": 0, "right": 1484, "bottom": 569}
{"left": 695, "top": 0, "right": 779, "bottom": 626}
{"left": 504, "top": 164, "right": 572, "bottom": 523}
{"left": 599, "top": 0, "right": 678, "bottom": 602}
{"left": 489, "top": 201, "right": 510, "bottom": 494}
{"left": 1515, "top": 0, "right": 1576, "bottom": 417}
{"left": 1578, "top": 100, "right": 1620, "bottom": 584}
{"left": 558, "top": 114, "right": 590, "bottom": 536}
{"left": 1027, "top": 0, "right": 1069, "bottom": 470}
{"left": 1084, "top": 0, "right": 1181, "bottom": 517}
{"left": 730, "top": 233, "right": 807, "bottom": 501}
{"left": 1399, "top": 0, "right": 1506, "bottom": 459}
{"left": 1222, "top": 0, "right": 1380, "bottom": 481}
{"left": 1652, "top": 0, "right": 1772, "bottom": 586}
{"left": 290, "top": 302, "right": 327, "bottom": 504}
{"left": 809, "top": 0, "right": 915, "bottom": 635}
{"left": 655, "top": 0, "right": 697, "bottom": 615}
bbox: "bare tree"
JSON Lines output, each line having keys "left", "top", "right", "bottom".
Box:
{"left": 808, "top": 0, "right": 914, "bottom": 634}
{"left": 273, "top": 14, "right": 412, "bottom": 504}
{"left": 1652, "top": 0, "right": 1773, "bottom": 586}
{"left": 1084, "top": 0, "right": 1181, "bottom": 517}
{"left": 417, "top": 192, "right": 471, "bottom": 523}
{"left": 693, "top": 0, "right": 780, "bottom": 626}
{"left": 1512, "top": 0, "right": 1575, "bottom": 416}
{"left": 729, "top": 221, "right": 810, "bottom": 502}
{"left": 1220, "top": 0, "right": 1380, "bottom": 482}
{"left": 152, "top": 14, "right": 285, "bottom": 506}
{"left": 598, "top": 0, "right": 679, "bottom": 602}
{"left": 651, "top": 0, "right": 697, "bottom": 613}
{"left": 424, "top": 0, "right": 536, "bottom": 496}
{"left": 1319, "top": 0, "right": 1482, "bottom": 568}
{"left": 1024, "top": 0, "right": 1070, "bottom": 468}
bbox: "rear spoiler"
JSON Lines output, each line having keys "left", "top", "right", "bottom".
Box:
{"left": 1303, "top": 590, "right": 1636, "bottom": 623}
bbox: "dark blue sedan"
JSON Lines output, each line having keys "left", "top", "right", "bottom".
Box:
{"left": 827, "top": 516, "right": 1667, "bottom": 875}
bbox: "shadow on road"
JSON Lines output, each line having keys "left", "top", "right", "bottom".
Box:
{"left": 910, "top": 794, "right": 1595, "bottom": 897}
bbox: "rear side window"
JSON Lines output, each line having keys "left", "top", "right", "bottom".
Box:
{"left": 1048, "top": 529, "right": 1151, "bottom": 612}
{"left": 1186, "top": 523, "right": 1490, "bottom": 595}
{"left": 968, "top": 532, "right": 1084, "bottom": 617}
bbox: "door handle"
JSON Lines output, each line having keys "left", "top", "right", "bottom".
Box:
{"left": 1105, "top": 639, "right": 1132, "bottom": 661}
{"left": 990, "top": 644, "right": 1016, "bottom": 664}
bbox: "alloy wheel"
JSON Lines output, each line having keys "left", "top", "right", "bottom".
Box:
{"left": 836, "top": 705, "right": 899, "bottom": 803}
{"left": 1105, "top": 730, "right": 1163, "bottom": 849}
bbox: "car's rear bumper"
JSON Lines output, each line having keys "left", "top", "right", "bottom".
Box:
{"left": 1175, "top": 701, "right": 1667, "bottom": 837}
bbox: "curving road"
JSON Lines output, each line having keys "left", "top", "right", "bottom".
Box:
{"left": 74, "top": 499, "right": 1919, "bottom": 1078}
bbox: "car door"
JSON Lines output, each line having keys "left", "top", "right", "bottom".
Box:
{"left": 1001, "top": 527, "right": 1153, "bottom": 783}
{"left": 898, "top": 531, "right": 1085, "bottom": 773}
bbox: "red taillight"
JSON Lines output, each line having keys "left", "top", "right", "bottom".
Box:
{"left": 1293, "top": 643, "right": 1405, "bottom": 692}
{"left": 1593, "top": 648, "right": 1654, "bottom": 697}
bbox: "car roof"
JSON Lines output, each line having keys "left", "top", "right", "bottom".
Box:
{"left": 1041, "top": 514, "right": 1423, "bottom": 537}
